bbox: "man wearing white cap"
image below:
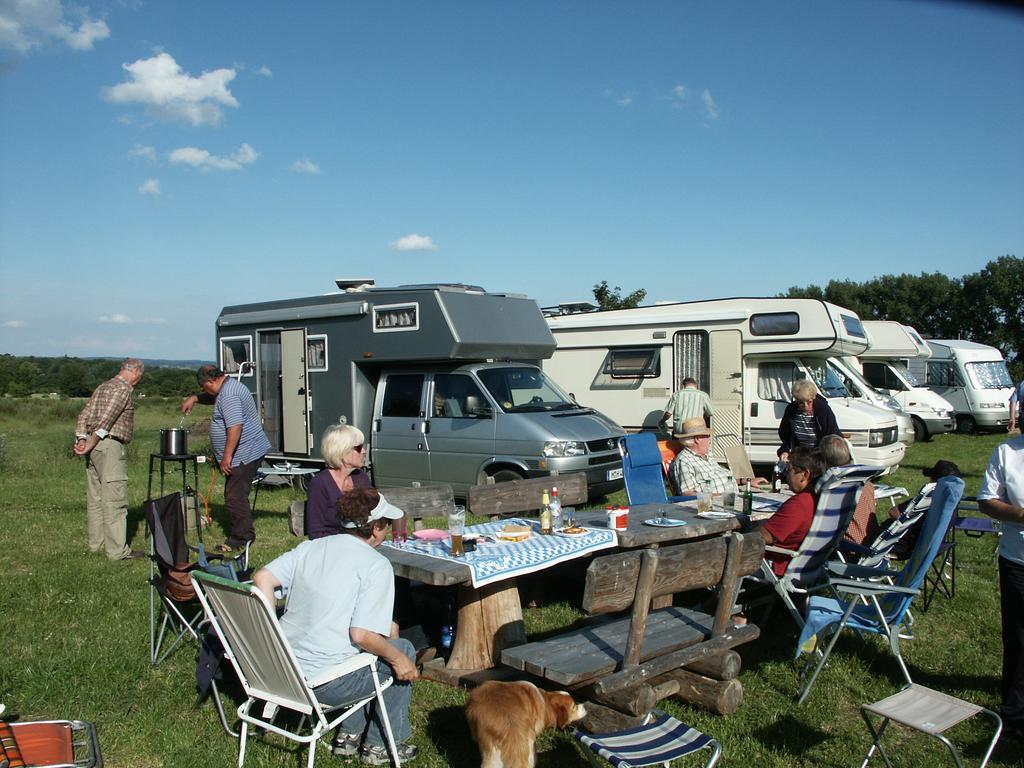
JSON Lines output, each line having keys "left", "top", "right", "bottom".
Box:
{"left": 253, "top": 486, "right": 419, "bottom": 764}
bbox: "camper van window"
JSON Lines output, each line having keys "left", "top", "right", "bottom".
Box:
{"left": 891, "top": 361, "right": 918, "bottom": 387}
{"left": 432, "top": 374, "right": 486, "bottom": 418}
{"left": 307, "top": 335, "right": 327, "bottom": 372}
{"left": 926, "top": 361, "right": 959, "bottom": 387}
{"left": 373, "top": 303, "right": 419, "bottom": 332}
{"left": 750, "top": 312, "right": 799, "bottom": 336}
{"left": 840, "top": 314, "right": 866, "bottom": 339}
{"left": 863, "top": 362, "right": 908, "bottom": 392}
{"left": 673, "top": 331, "right": 709, "bottom": 391}
{"left": 966, "top": 361, "right": 1013, "bottom": 389}
{"left": 757, "top": 362, "right": 797, "bottom": 401}
{"left": 803, "top": 358, "right": 851, "bottom": 398}
{"left": 602, "top": 347, "right": 660, "bottom": 378}
{"left": 381, "top": 374, "right": 425, "bottom": 418}
{"left": 477, "top": 367, "right": 578, "bottom": 413}
{"left": 220, "top": 336, "right": 252, "bottom": 375}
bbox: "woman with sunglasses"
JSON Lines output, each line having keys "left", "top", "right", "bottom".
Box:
{"left": 305, "top": 424, "right": 372, "bottom": 539}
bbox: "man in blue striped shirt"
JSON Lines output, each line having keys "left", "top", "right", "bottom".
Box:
{"left": 182, "top": 365, "right": 272, "bottom": 550}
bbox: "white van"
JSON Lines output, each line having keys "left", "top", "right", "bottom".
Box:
{"left": 829, "top": 355, "right": 916, "bottom": 445}
{"left": 854, "top": 321, "right": 955, "bottom": 441}
{"left": 907, "top": 339, "right": 1013, "bottom": 433}
{"left": 543, "top": 297, "right": 905, "bottom": 470}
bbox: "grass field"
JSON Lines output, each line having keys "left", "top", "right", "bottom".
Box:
{"left": 1, "top": 397, "right": 1022, "bottom": 767}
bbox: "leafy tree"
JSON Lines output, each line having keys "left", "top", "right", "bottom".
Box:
{"left": 593, "top": 281, "right": 647, "bottom": 310}
{"left": 58, "top": 359, "right": 90, "bottom": 397}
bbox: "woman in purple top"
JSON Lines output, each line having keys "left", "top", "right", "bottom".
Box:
{"left": 305, "top": 424, "right": 372, "bottom": 539}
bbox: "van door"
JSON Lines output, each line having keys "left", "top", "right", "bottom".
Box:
{"left": 372, "top": 373, "right": 431, "bottom": 487}
{"left": 708, "top": 329, "right": 743, "bottom": 460}
{"left": 280, "top": 328, "right": 310, "bottom": 454}
{"left": 423, "top": 372, "right": 497, "bottom": 492}
{"left": 749, "top": 358, "right": 797, "bottom": 461}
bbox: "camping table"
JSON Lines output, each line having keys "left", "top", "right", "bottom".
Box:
{"left": 574, "top": 501, "right": 741, "bottom": 547}
{"left": 249, "top": 463, "right": 319, "bottom": 514}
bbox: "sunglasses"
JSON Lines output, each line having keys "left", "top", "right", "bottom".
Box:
{"left": 352, "top": 444, "right": 365, "bottom": 453}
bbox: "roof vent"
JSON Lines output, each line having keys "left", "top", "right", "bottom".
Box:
{"left": 335, "top": 278, "right": 375, "bottom": 292}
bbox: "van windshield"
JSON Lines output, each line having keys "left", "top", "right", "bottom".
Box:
{"left": 477, "top": 367, "right": 579, "bottom": 413}
{"left": 888, "top": 361, "right": 919, "bottom": 387}
{"left": 802, "top": 359, "right": 852, "bottom": 398}
{"left": 965, "top": 361, "right": 1012, "bottom": 389}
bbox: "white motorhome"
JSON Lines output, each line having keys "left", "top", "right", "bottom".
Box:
{"left": 853, "top": 321, "right": 955, "bottom": 441}
{"left": 827, "top": 355, "right": 916, "bottom": 445}
{"left": 543, "top": 298, "right": 905, "bottom": 470}
{"left": 907, "top": 339, "right": 1013, "bottom": 433}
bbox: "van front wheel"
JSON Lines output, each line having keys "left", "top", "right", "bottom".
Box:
{"left": 489, "top": 468, "right": 526, "bottom": 484}
{"left": 956, "top": 414, "right": 977, "bottom": 435}
{"left": 911, "top": 416, "right": 930, "bottom": 442}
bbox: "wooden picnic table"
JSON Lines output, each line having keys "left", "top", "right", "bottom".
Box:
{"left": 380, "top": 500, "right": 747, "bottom": 682}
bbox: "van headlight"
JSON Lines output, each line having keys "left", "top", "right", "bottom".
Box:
{"left": 869, "top": 427, "right": 897, "bottom": 447}
{"left": 884, "top": 396, "right": 905, "bottom": 412}
{"left": 543, "top": 440, "right": 587, "bottom": 457}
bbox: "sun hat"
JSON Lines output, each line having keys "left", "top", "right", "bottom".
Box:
{"left": 341, "top": 493, "right": 405, "bottom": 528}
{"left": 673, "top": 417, "right": 712, "bottom": 440}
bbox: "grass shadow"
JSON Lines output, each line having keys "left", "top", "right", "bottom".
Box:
{"left": 425, "top": 704, "right": 479, "bottom": 768}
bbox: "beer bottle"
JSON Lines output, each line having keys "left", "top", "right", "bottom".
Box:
{"left": 540, "top": 490, "right": 553, "bottom": 534}
{"left": 742, "top": 480, "right": 753, "bottom": 515}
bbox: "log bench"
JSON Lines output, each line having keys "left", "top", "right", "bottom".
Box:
{"left": 467, "top": 472, "right": 588, "bottom": 520}
{"left": 289, "top": 482, "right": 455, "bottom": 536}
{"left": 500, "top": 530, "right": 764, "bottom": 713}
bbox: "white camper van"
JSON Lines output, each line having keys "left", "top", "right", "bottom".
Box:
{"left": 543, "top": 298, "right": 905, "bottom": 470}
{"left": 854, "top": 321, "right": 955, "bottom": 441}
{"left": 828, "top": 356, "right": 916, "bottom": 445}
{"left": 906, "top": 339, "right": 1013, "bottom": 433}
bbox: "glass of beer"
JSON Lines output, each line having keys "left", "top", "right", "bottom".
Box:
{"left": 391, "top": 513, "right": 408, "bottom": 546}
{"left": 448, "top": 505, "right": 466, "bottom": 557}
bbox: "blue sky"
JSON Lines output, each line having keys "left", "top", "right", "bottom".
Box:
{"left": 1, "top": 0, "right": 1022, "bottom": 360}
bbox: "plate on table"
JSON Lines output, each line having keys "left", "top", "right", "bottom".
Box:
{"left": 696, "top": 510, "right": 736, "bottom": 520}
{"left": 642, "top": 518, "right": 687, "bottom": 527}
{"left": 558, "top": 526, "right": 590, "bottom": 537}
{"left": 412, "top": 528, "right": 449, "bottom": 542}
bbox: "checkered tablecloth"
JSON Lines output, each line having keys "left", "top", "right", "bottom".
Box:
{"left": 383, "top": 518, "right": 618, "bottom": 587}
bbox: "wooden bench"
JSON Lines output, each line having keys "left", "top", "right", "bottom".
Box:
{"left": 500, "top": 531, "right": 764, "bottom": 698}
{"left": 289, "top": 482, "right": 455, "bottom": 536}
{"left": 467, "top": 472, "right": 587, "bottom": 519}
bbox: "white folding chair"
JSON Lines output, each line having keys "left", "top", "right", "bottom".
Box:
{"left": 191, "top": 571, "right": 401, "bottom": 768}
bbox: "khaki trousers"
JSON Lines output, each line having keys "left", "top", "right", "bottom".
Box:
{"left": 85, "top": 438, "right": 131, "bottom": 559}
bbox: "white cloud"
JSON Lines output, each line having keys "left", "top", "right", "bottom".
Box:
{"left": 169, "top": 143, "right": 258, "bottom": 172}
{"left": 3, "top": 319, "right": 27, "bottom": 328}
{"left": 391, "top": 234, "right": 438, "bottom": 252}
{"left": 604, "top": 88, "right": 632, "bottom": 107}
{"left": 701, "top": 88, "right": 720, "bottom": 121}
{"left": 102, "top": 52, "right": 238, "bottom": 127}
{"left": 128, "top": 143, "right": 157, "bottom": 162}
{"left": 138, "top": 178, "right": 160, "bottom": 196}
{"left": 257, "top": 64, "right": 272, "bottom": 77}
{"left": 0, "top": 0, "right": 109, "bottom": 53}
{"left": 99, "top": 314, "right": 132, "bottom": 324}
{"left": 292, "top": 158, "right": 320, "bottom": 175}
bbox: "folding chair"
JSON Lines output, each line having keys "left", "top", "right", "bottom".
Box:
{"left": 860, "top": 684, "right": 1001, "bottom": 768}
{"left": 0, "top": 715, "right": 102, "bottom": 767}
{"left": 574, "top": 711, "right": 721, "bottom": 768}
{"left": 620, "top": 433, "right": 691, "bottom": 505}
{"left": 796, "top": 476, "right": 965, "bottom": 704}
{"left": 741, "top": 465, "right": 883, "bottom": 629}
{"left": 191, "top": 571, "right": 401, "bottom": 768}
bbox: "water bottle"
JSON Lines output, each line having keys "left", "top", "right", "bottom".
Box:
{"left": 549, "top": 486, "right": 562, "bottom": 531}
{"left": 722, "top": 474, "right": 736, "bottom": 509}
{"left": 440, "top": 593, "right": 456, "bottom": 651}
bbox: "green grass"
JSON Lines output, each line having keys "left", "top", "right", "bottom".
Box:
{"left": 1, "top": 400, "right": 1021, "bottom": 767}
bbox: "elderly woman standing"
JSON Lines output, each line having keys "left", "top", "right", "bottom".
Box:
{"left": 305, "top": 424, "right": 372, "bottom": 539}
{"left": 777, "top": 379, "right": 842, "bottom": 463}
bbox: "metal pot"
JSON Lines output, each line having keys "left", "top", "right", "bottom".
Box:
{"left": 160, "top": 428, "right": 188, "bottom": 456}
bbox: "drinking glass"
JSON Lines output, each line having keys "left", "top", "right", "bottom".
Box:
{"left": 391, "top": 513, "right": 408, "bottom": 546}
{"left": 448, "top": 505, "right": 466, "bottom": 557}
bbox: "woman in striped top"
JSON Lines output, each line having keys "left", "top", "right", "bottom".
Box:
{"left": 777, "top": 379, "right": 842, "bottom": 463}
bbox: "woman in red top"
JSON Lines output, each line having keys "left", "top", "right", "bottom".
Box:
{"left": 761, "top": 446, "right": 825, "bottom": 576}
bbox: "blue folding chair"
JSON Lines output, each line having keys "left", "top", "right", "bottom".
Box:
{"left": 574, "top": 710, "right": 721, "bottom": 768}
{"left": 619, "top": 433, "right": 691, "bottom": 506}
{"left": 796, "top": 475, "right": 965, "bottom": 704}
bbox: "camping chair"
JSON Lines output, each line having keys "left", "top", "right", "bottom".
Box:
{"left": 190, "top": 571, "right": 402, "bottom": 768}
{"left": 795, "top": 476, "right": 965, "bottom": 704}
{"left": 620, "top": 433, "right": 691, "bottom": 505}
{"left": 574, "top": 711, "right": 721, "bottom": 768}
{"left": 741, "top": 465, "right": 884, "bottom": 629}
{"left": 859, "top": 684, "right": 1001, "bottom": 768}
{"left": 0, "top": 715, "right": 102, "bottom": 768}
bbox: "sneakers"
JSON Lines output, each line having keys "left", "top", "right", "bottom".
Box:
{"left": 359, "top": 742, "right": 418, "bottom": 765}
{"left": 332, "top": 731, "right": 361, "bottom": 757}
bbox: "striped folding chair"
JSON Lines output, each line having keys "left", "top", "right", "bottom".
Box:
{"left": 574, "top": 711, "right": 721, "bottom": 768}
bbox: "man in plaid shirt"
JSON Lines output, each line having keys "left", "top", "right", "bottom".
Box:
{"left": 73, "top": 358, "right": 145, "bottom": 560}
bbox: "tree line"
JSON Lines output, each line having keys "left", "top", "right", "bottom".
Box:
{"left": 781, "top": 255, "right": 1022, "bottom": 375}
{"left": 0, "top": 355, "right": 199, "bottom": 398}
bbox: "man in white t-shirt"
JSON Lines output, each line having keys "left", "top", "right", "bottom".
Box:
{"left": 978, "top": 435, "right": 1024, "bottom": 745}
{"left": 253, "top": 488, "right": 419, "bottom": 764}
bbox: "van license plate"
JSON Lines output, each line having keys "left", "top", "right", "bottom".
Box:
{"left": 607, "top": 468, "right": 623, "bottom": 481}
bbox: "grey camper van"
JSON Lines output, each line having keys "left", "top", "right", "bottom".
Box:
{"left": 214, "top": 283, "right": 625, "bottom": 496}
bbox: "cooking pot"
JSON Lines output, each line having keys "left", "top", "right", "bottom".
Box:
{"left": 160, "top": 428, "right": 188, "bottom": 456}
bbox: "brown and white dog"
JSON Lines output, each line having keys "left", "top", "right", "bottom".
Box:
{"left": 465, "top": 680, "right": 587, "bottom": 768}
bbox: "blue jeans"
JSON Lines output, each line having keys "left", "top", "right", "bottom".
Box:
{"left": 314, "top": 638, "right": 414, "bottom": 747}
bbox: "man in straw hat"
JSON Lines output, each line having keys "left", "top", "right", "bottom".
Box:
{"left": 671, "top": 418, "right": 765, "bottom": 496}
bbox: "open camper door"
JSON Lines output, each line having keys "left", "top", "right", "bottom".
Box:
{"left": 256, "top": 328, "right": 310, "bottom": 456}
{"left": 708, "top": 329, "right": 743, "bottom": 457}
